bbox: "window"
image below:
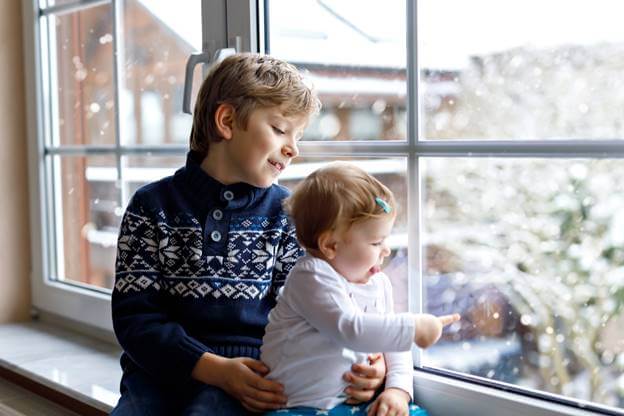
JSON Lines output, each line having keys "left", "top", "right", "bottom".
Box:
{"left": 24, "top": 0, "right": 624, "bottom": 414}
{"left": 267, "top": 0, "right": 624, "bottom": 413}
{"left": 27, "top": 0, "right": 201, "bottom": 329}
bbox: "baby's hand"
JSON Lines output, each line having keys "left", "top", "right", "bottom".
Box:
{"left": 367, "top": 387, "right": 410, "bottom": 416}
{"left": 413, "top": 313, "right": 460, "bottom": 348}
{"left": 343, "top": 353, "right": 386, "bottom": 404}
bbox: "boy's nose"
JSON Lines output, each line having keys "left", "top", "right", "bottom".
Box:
{"left": 282, "top": 142, "right": 299, "bottom": 158}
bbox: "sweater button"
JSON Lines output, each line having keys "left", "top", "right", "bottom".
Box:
{"left": 223, "top": 190, "right": 234, "bottom": 201}
{"left": 210, "top": 230, "right": 222, "bottom": 242}
{"left": 212, "top": 209, "right": 223, "bottom": 221}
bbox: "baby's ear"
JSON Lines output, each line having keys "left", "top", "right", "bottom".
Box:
{"left": 214, "top": 103, "right": 235, "bottom": 140}
{"left": 317, "top": 231, "right": 337, "bottom": 260}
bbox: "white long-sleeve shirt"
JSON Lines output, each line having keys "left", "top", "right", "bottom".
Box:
{"left": 261, "top": 255, "right": 416, "bottom": 410}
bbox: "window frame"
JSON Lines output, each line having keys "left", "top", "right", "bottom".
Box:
{"left": 23, "top": 0, "right": 228, "bottom": 331}
{"left": 21, "top": 0, "right": 624, "bottom": 414}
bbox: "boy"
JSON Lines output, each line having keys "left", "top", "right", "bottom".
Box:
{"left": 111, "top": 53, "right": 386, "bottom": 415}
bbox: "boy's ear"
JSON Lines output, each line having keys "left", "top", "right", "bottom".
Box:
{"left": 317, "top": 231, "right": 338, "bottom": 260}
{"left": 214, "top": 103, "right": 235, "bottom": 140}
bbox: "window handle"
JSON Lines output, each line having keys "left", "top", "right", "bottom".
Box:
{"left": 182, "top": 48, "right": 236, "bottom": 114}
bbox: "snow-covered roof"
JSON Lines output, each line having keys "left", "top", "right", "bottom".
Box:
{"left": 139, "top": 0, "right": 624, "bottom": 71}
{"left": 268, "top": 0, "right": 406, "bottom": 69}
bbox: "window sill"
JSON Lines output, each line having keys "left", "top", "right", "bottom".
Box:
{"left": 0, "top": 320, "right": 121, "bottom": 414}
{"left": 412, "top": 369, "right": 609, "bottom": 416}
{"left": 0, "top": 320, "right": 610, "bottom": 416}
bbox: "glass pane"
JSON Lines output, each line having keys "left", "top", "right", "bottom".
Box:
{"left": 47, "top": 4, "right": 116, "bottom": 146}
{"left": 51, "top": 155, "right": 121, "bottom": 290}
{"left": 119, "top": 0, "right": 200, "bottom": 145}
{"left": 420, "top": 1, "right": 624, "bottom": 140}
{"left": 422, "top": 158, "right": 624, "bottom": 410}
{"left": 282, "top": 157, "right": 408, "bottom": 311}
{"left": 267, "top": 0, "right": 407, "bottom": 141}
{"left": 121, "top": 155, "right": 185, "bottom": 206}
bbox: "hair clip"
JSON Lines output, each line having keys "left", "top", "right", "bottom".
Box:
{"left": 375, "top": 197, "right": 392, "bottom": 213}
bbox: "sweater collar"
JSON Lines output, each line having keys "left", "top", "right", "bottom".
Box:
{"left": 178, "top": 151, "right": 268, "bottom": 211}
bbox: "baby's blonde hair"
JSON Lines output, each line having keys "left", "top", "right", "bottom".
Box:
{"left": 285, "top": 162, "right": 396, "bottom": 251}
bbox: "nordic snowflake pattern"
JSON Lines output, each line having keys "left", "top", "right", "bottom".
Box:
{"left": 115, "top": 211, "right": 301, "bottom": 300}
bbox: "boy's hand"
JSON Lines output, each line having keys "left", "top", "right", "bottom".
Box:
{"left": 218, "top": 357, "right": 288, "bottom": 412}
{"left": 367, "top": 387, "right": 411, "bottom": 416}
{"left": 343, "top": 353, "right": 386, "bottom": 404}
{"left": 413, "top": 313, "right": 461, "bottom": 349}
{"left": 192, "top": 354, "right": 287, "bottom": 412}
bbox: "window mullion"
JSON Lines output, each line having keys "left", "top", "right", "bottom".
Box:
{"left": 202, "top": 0, "right": 228, "bottom": 56}
{"left": 225, "top": 0, "right": 259, "bottom": 53}
{"left": 415, "top": 139, "right": 624, "bottom": 158}
{"left": 44, "top": 145, "right": 188, "bottom": 156}
{"left": 111, "top": 0, "right": 124, "bottom": 217}
{"left": 39, "top": 0, "right": 110, "bottom": 17}
{"left": 407, "top": 0, "right": 423, "bottom": 366}
{"left": 298, "top": 141, "right": 410, "bottom": 157}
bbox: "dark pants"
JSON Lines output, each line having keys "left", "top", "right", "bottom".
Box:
{"left": 110, "top": 369, "right": 249, "bottom": 416}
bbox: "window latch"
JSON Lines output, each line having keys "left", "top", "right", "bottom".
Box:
{"left": 182, "top": 48, "right": 236, "bottom": 115}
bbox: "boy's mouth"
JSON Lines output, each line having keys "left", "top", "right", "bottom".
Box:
{"left": 268, "top": 160, "right": 285, "bottom": 172}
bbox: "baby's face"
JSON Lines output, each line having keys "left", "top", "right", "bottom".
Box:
{"left": 330, "top": 216, "right": 394, "bottom": 284}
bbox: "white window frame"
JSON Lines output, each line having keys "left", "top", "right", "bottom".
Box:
{"left": 21, "top": 0, "right": 622, "bottom": 414}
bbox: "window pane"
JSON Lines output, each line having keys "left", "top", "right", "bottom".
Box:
{"left": 267, "top": 0, "right": 407, "bottom": 141}
{"left": 281, "top": 157, "right": 408, "bottom": 310}
{"left": 51, "top": 155, "right": 120, "bottom": 290}
{"left": 121, "top": 155, "right": 185, "bottom": 206}
{"left": 47, "top": 4, "right": 116, "bottom": 146}
{"left": 120, "top": 0, "right": 199, "bottom": 145}
{"left": 420, "top": 0, "right": 624, "bottom": 140}
{"left": 422, "top": 158, "right": 624, "bottom": 410}
{"left": 50, "top": 154, "right": 187, "bottom": 291}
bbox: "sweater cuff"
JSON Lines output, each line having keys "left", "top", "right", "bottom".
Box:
{"left": 176, "top": 336, "right": 213, "bottom": 379}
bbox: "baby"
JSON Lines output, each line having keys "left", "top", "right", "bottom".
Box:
{"left": 261, "top": 162, "right": 460, "bottom": 416}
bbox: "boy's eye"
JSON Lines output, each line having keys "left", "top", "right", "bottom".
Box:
{"left": 272, "top": 126, "right": 285, "bottom": 135}
{"left": 372, "top": 241, "right": 383, "bottom": 246}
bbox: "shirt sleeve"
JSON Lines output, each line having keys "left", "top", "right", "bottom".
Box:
{"left": 284, "top": 259, "right": 416, "bottom": 353}
{"left": 111, "top": 191, "right": 211, "bottom": 383}
{"left": 380, "top": 274, "right": 414, "bottom": 400}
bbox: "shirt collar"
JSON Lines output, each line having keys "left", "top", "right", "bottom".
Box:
{"left": 177, "top": 150, "right": 268, "bottom": 211}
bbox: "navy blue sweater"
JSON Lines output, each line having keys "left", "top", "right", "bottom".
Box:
{"left": 112, "top": 151, "right": 303, "bottom": 384}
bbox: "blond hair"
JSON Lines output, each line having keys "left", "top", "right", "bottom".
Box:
{"left": 190, "top": 53, "right": 321, "bottom": 158}
{"left": 285, "top": 162, "right": 396, "bottom": 251}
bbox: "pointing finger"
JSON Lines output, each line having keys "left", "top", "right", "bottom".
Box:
{"left": 439, "top": 313, "right": 461, "bottom": 326}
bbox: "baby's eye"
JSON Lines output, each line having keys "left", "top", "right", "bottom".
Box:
{"left": 371, "top": 241, "right": 383, "bottom": 246}
{"left": 272, "top": 126, "right": 285, "bottom": 135}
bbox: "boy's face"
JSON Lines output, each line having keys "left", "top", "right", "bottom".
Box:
{"left": 226, "top": 105, "right": 308, "bottom": 188}
{"left": 329, "top": 216, "right": 394, "bottom": 284}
